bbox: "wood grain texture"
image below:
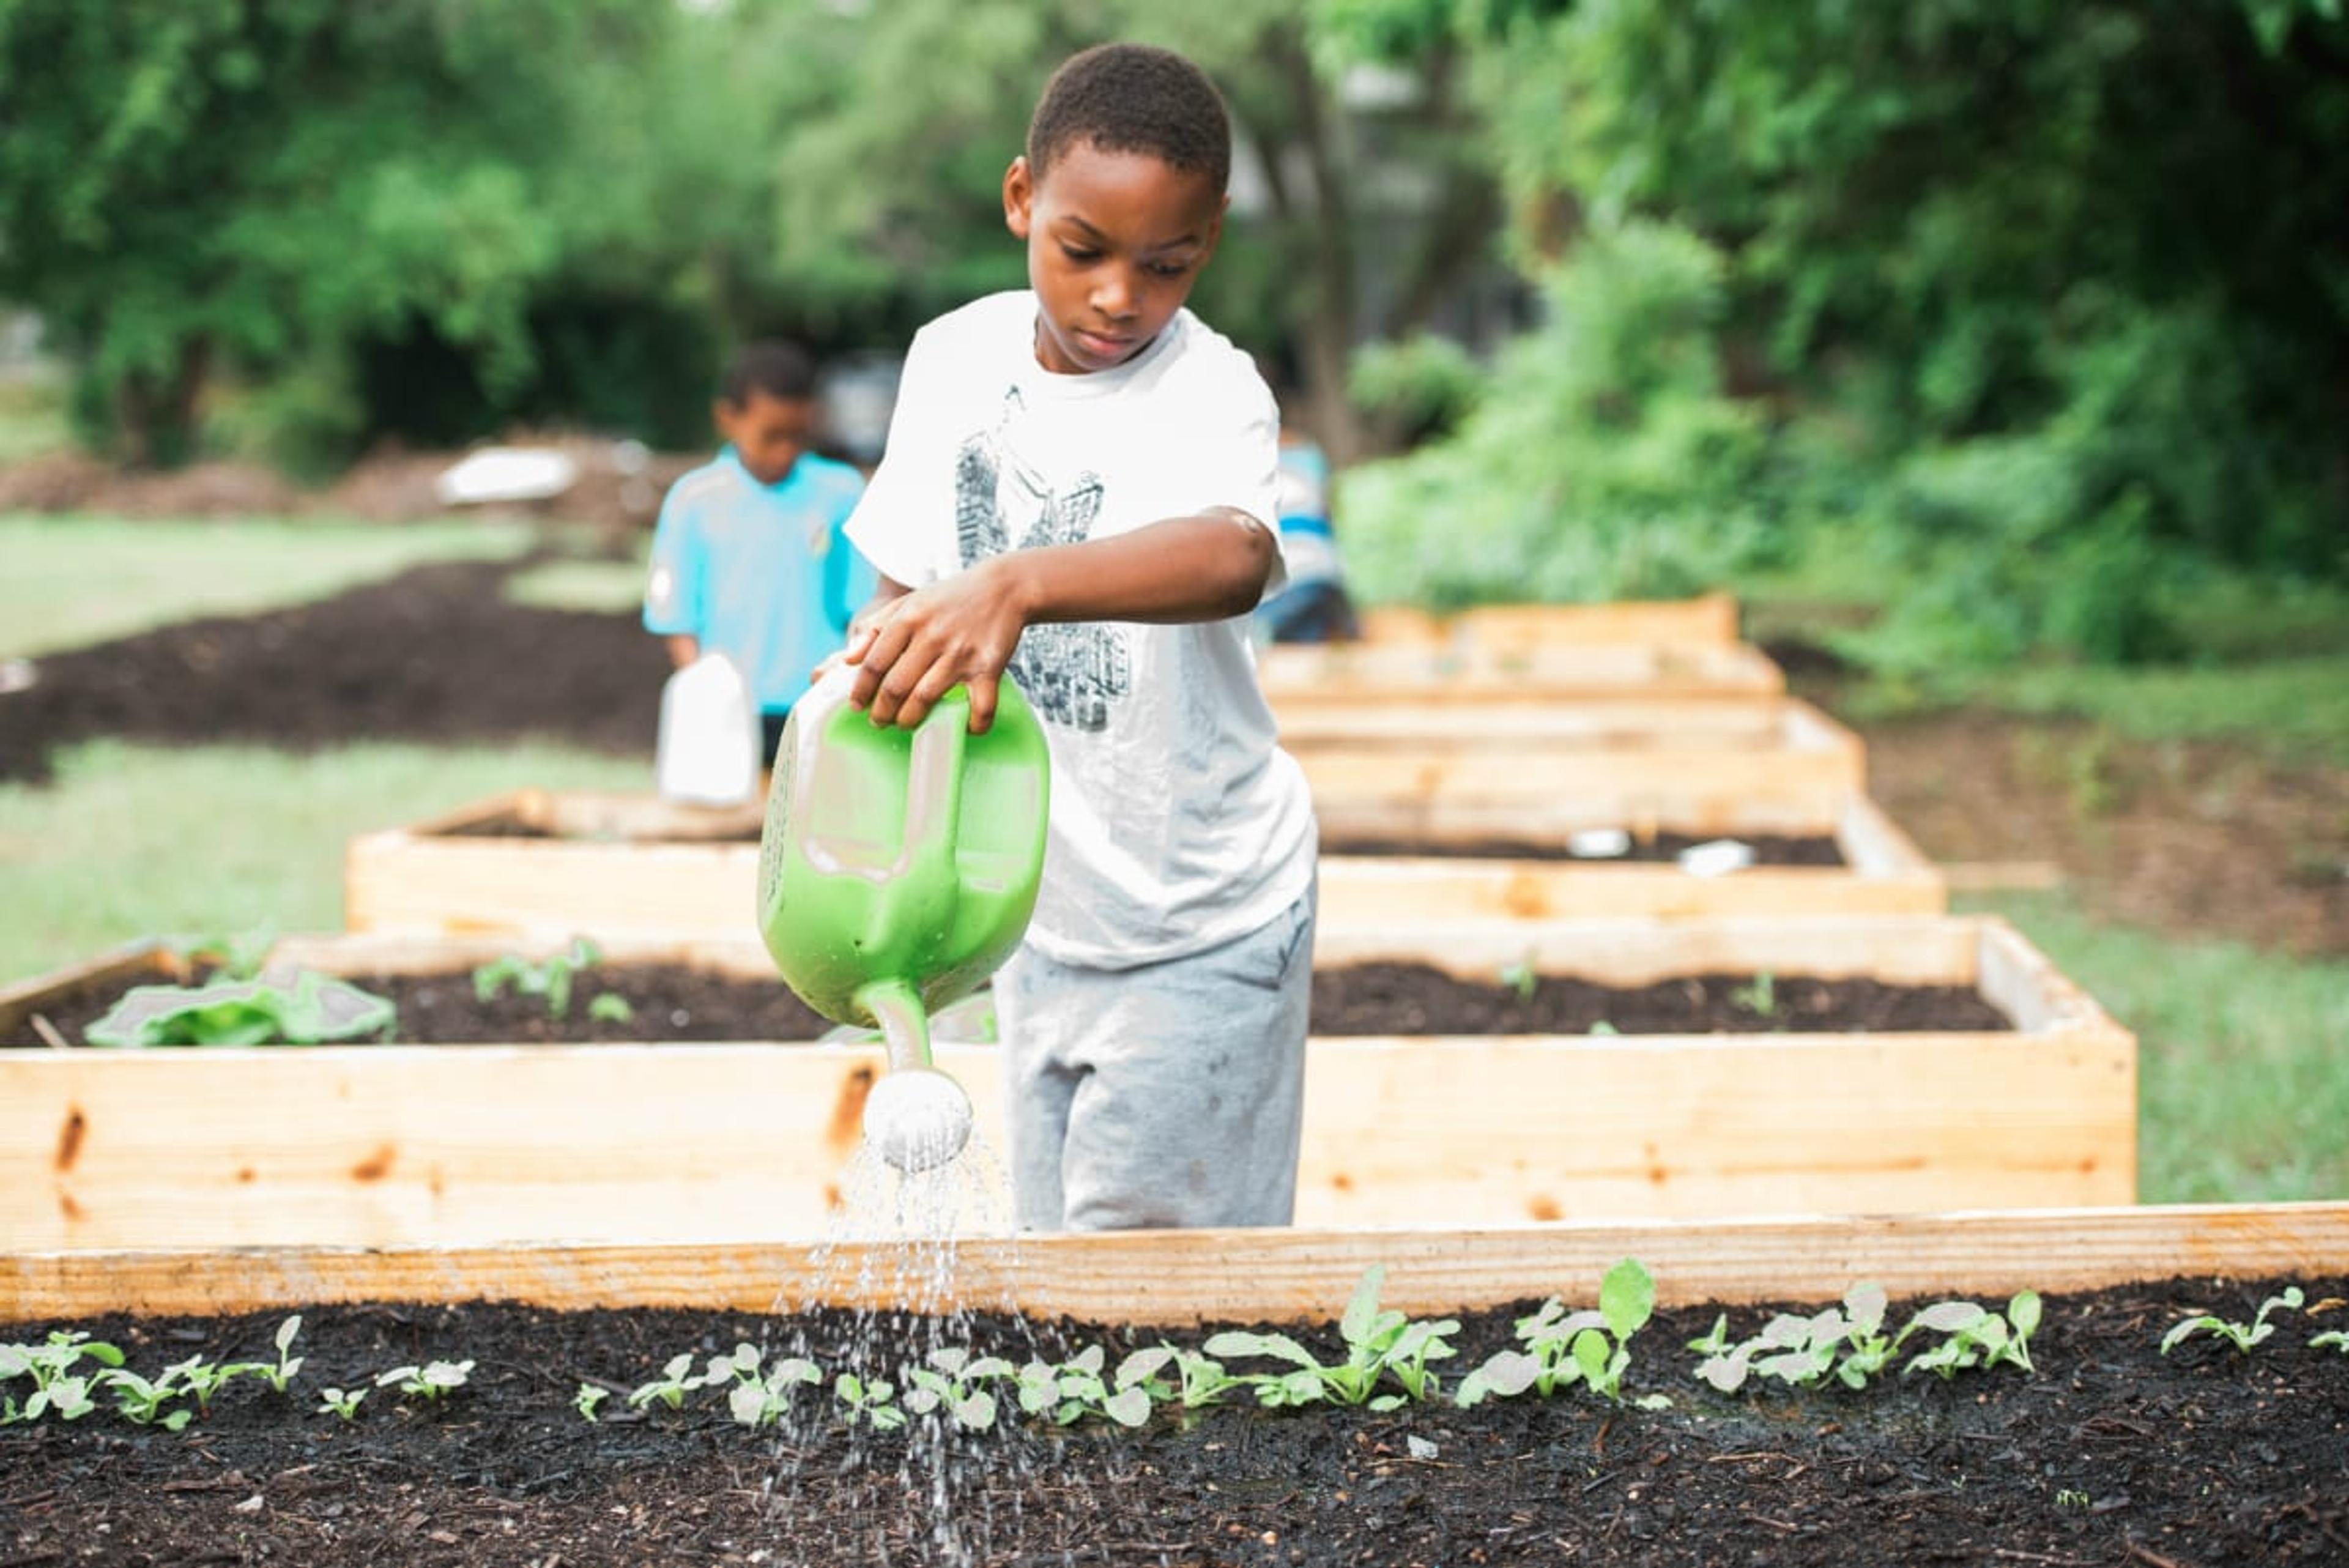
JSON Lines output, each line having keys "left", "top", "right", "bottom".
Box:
{"left": 10, "top": 1203, "right": 2335, "bottom": 1325}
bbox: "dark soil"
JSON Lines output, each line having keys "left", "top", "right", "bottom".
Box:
{"left": 1318, "top": 831, "right": 1846, "bottom": 866}
{"left": 6, "top": 964, "right": 2011, "bottom": 1048}
{"left": 0, "top": 554, "right": 669, "bottom": 782}
{"left": 4, "top": 1276, "right": 2344, "bottom": 1566}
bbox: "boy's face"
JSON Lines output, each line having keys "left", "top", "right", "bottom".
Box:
{"left": 1004, "top": 141, "right": 1225, "bottom": 376}
{"left": 714, "top": 390, "right": 818, "bottom": 486}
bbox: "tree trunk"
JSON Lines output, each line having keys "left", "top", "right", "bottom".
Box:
{"left": 113, "top": 336, "right": 212, "bottom": 469}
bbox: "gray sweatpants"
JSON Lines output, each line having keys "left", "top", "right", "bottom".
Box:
{"left": 994, "top": 880, "right": 1315, "bottom": 1233}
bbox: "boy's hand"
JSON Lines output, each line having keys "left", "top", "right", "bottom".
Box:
{"left": 845, "top": 558, "right": 1030, "bottom": 733}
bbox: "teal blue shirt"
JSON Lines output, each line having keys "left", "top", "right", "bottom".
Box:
{"left": 642, "top": 448, "right": 873, "bottom": 713}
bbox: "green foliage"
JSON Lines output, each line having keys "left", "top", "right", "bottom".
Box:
{"left": 1343, "top": 221, "right": 1774, "bottom": 610}
{"left": 377, "top": 1359, "right": 473, "bottom": 1403}
{"left": 1693, "top": 1287, "right": 2041, "bottom": 1391}
{"left": 472, "top": 938, "right": 602, "bottom": 1020}
{"left": 1204, "top": 1265, "right": 1461, "bottom": 1411}
{"left": 1457, "top": 1258, "right": 1669, "bottom": 1410}
{"left": 85, "top": 970, "right": 395, "bottom": 1047}
{"left": 2161, "top": 1287, "right": 2304, "bottom": 1356}
{"left": 1348, "top": 333, "right": 1485, "bottom": 444}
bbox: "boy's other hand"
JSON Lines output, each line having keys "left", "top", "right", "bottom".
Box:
{"left": 845, "top": 559, "right": 1030, "bottom": 734}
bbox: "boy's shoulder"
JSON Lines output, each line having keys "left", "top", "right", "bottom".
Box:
{"left": 663, "top": 455, "right": 747, "bottom": 515}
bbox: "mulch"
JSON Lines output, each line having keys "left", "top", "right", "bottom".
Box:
{"left": 3, "top": 1277, "right": 2344, "bottom": 1566}
{"left": 0, "top": 554, "right": 670, "bottom": 782}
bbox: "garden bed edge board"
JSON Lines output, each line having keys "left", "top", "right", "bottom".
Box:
{"left": 7, "top": 1202, "right": 2339, "bottom": 1326}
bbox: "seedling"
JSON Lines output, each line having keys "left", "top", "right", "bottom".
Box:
{"left": 0, "top": 1331, "right": 127, "bottom": 1421}
{"left": 835, "top": 1372, "right": 905, "bottom": 1432}
{"left": 573, "top": 1383, "right": 611, "bottom": 1422}
{"left": 626, "top": 1353, "right": 706, "bottom": 1412}
{"left": 903, "top": 1347, "right": 1015, "bottom": 1432}
{"left": 103, "top": 1367, "right": 194, "bottom": 1431}
{"left": 1731, "top": 970, "right": 1777, "bottom": 1018}
{"left": 1015, "top": 1345, "right": 1152, "bottom": 1428}
{"left": 316, "top": 1387, "right": 367, "bottom": 1421}
{"left": 1498, "top": 956, "right": 1540, "bottom": 1003}
{"left": 1693, "top": 1283, "right": 1898, "bottom": 1392}
{"left": 2162, "top": 1287, "right": 2303, "bottom": 1356}
{"left": 251, "top": 1316, "right": 305, "bottom": 1394}
{"left": 1905, "top": 1293, "right": 2041, "bottom": 1379}
{"left": 587, "top": 992, "right": 634, "bottom": 1024}
{"left": 1206, "top": 1265, "right": 1459, "bottom": 1411}
{"left": 163, "top": 1355, "right": 250, "bottom": 1415}
{"left": 2310, "top": 1331, "right": 2348, "bottom": 1354}
{"left": 702, "top": 1343, "right": 820, "bottom": 1430}
{"left": 1460, "top": 1257, "right": 1669, "bottom": 1410}
{"left": 1110, "top": 1345, "right": 1242, "bottom": 1412}
{"left": 172, "top": 924, "right": 276, "bottom": 982}
{"left": 473, "top": 937, "right": 603, "bottom": 1019}
{"left": 377, "top": 1359, "right": 473, "bottom": 1403}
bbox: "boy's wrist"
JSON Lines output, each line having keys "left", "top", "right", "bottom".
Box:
{"left": 983, "top": 551, "right": 1047, "bottom": 626}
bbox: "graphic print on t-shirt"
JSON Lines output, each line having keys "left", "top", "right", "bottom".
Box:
{"left": 954, "top": 389, "right": 1132, "bottom": 732}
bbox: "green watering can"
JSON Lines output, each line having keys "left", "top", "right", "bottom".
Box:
{"left": 755, "top": 666, "right": 1050, "bottom": 1172}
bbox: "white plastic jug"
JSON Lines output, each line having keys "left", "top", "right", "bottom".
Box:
{"left": 655, "top": 653, "right": 760, "bottom": 806}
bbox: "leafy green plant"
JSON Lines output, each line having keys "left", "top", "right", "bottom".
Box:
{"left": 163, "top": 1355, "right": 251, "bottom": 1416}
{"left": 835, "top": 1371, "right": 905, "bottom": 1432}
{"left": 1905, "top": 1293, "right": 2043, "bottom": 1380}
{"left": 377, "top": 1359, "right": 473, "bottom": 1403}
{"left": 1460, "top": 1258, "right": 1669, "bottom": 1409}
{"left": 1015, "top": 1346, "right": 1153, "bottom": 1428}
{"left": 473, "top": 937, "right": 602, "bottom": 1019}
{"left": 702, "top": 1343, "right": 820, "bottom": 1430}
{"left": 1691, "top": 1283, "right": 1898, "bottom": 1392}
{"left": 103, "top": 1367, "right": 194, "bottom": 1431}
{"left": 316, "top": 1387, "right": 367, "bottom": 1421}
{"left": 1205, "top": 1265, "right": 1459, "bottom": 1412}
{"left": 0, "top": 1331, "right": 126, "bottom": 1422}
{"left": 1108, "top": 1344, "right": 1244, "bottom": 1413}
{"left": 1498, "top": 957, "right": 1540, "bottom": 1003}
{"left": 904, "top": 1347, "right": 1015, "bottom": 1432}
{"left": 251, "top": 1315, "right": 305, "bottom": 1394}
{"left": 2310, "top": 1331, "right": 2348, "bottom": 1354}
{"left": 86, "top": 971, "right": 395, "bottom": 1047}
{"left": 2162, "top": 1287, "right": 2303, "bottom": 1356}
{"left": 626, "top": 1353, "right": 705, "bottom": 1413}
{"left": 586, "top": 991, "right": 634, "bottom": 1024}
{"left": 1731, "top": 971, "right": 1778, "bottom": 1018}
{"left": 171, "top": 924, "right": 276, "bottom": 982}
{"left": 573, "top": 1383, "right": 610, "bottom": 1422}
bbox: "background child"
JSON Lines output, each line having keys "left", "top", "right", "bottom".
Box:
{"left": 1255, "top": 416, "right": 1362, "bottom": 643}
{"left": 839, "top": 42, "right": 1318, "bottom": 1233}
{"left": 643, "top": 340, "right": 872, "bottom": 761}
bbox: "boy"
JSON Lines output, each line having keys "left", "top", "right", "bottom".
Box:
{"left": 643, "top": 340, "right": 872, "bottom": 762}
{"left": 840, "top": 42, "right": 1317, "bottom": 1233}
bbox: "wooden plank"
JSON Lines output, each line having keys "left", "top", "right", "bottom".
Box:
{"left": 346, "top": 828, "right": 762, "bottom": 939}
{"left": 1256, "top": 640, "right": 1786, "bottom": 702}
{"left": 1277, "top": 695, "right": 1789, "bottom": 746}
{"left": 1450, "top": 593, "right": 1740, "bottom": 652}
{"left": 1291, "top": 699, "right": 1863, "bottom": 805}
{"left": 10, "top": 1203, "right": 2339, "bottom": 1325}
{"left": 1, "top": 917, "right": 2130, "bottom": 1249}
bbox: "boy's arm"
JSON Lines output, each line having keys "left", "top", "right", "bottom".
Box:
{"left": 846, "top": 509, "right": 1275, "bottom": 732}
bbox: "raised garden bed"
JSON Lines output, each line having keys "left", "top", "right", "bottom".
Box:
{"left": 3, "top": 1208, "right": 2343, "bottom": 1566}
{"left": 0, "top": 916, "right": 2129, "bottom": 1248}
{"left": 1354, "top": 591, "right": 1741, "bottom": 651}
{"left": 351, "top": 773, "right": 1935, "bottom": 943}
{"left": 1256, "top": 636, "right": 1784, "bottom": 705}
{"left": 1294, "top": 697, "right": 1865, "bottom": 837}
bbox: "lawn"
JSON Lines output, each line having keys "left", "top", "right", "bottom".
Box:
{"left": 0, "top": 740, "right": 649, "bottom": 986}
{"left": 0, "top": 513, "right": 533, "bottom": 660}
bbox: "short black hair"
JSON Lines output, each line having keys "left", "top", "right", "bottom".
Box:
{"left": 1026, "top": 43, "right": 1231, "bottom": 196}
{"left": 721, "top": 340, "right": 817, "bottom": 406}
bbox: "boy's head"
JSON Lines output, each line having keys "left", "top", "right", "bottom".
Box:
{"left": 714, "top": 340, "right": 820, "bottom": 486}
{"left": 1004, "top": 43, "right": 1232, "bottom": 376}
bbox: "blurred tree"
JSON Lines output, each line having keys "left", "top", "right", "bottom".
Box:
{"left": 739, "top": 0, "right": 1505, "bottom": 460}
{"left": 0, "top": 0, "right": 662, "bottom": 465}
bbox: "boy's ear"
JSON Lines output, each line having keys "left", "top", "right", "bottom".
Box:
{"left": 1003, "top": 156, "right": 1034, "bottom": 240}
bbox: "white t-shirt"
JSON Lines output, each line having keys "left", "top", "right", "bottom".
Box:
{"left": 845, "top": 290, "right": 1318, "bottom": 970}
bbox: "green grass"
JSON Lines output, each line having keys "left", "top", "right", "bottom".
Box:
{"left": 0, "top": 740, "right": 650, "bottom": 986}
{"left": 1969, "top": 890, "right": 2349, "bottom": 1205}
{"left": 0, "top": 514, "right": 535, "bottom": 659}
{"left": 1951, "top": 658, "right": 2349, "bottom": 767}
{"left": 502, "top": 555, "right": 648, "bottom": 614}
{"left": 0, "top": 370, "right": 73, "bottom": 464}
